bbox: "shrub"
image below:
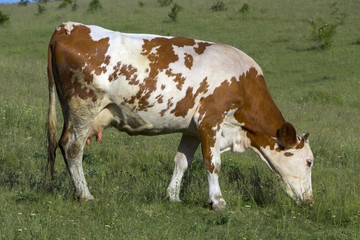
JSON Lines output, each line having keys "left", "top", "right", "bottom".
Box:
{"left": 18, "top": 0, "right": 29, "bottom": 6}
{"left": 88, "top": 0, "right": 102, "bottom": 12}
{"left": 158, "top": 0, "right": 172, "bottom": 7}
{"left": 309, "top": 19, "right": 338, "bottom": 50}
{"left": 211, "top": 1, "right": 225, "bottom": 12}
{"left": 0, "top": 11, "right": 9, "bottom": 24}
{"left": 138, "top": 1, "right": 144, "bottom": 8}
{"left": 239, "top": 3, "right": 249, "bottom": 13}
{"left": 37, "top": 4, "right": 46, "bottom": 14}
{"left": 58, "top": 0, "right": 73, "bottom": 9}
{"left": 72, "top": 2, "right": 79, "bottom": 11}
{"left": 168, "top": 3, "right": 182, "bottom": 22}
{"left": 309, "top": 2, "right": 347, "bottom": 50}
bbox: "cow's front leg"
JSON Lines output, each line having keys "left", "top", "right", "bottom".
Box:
{"left": 167, "top": 134, "right": 200, "bottom": 202}
{"left": 201, "top": 132, "right": 226, "bottom": 210}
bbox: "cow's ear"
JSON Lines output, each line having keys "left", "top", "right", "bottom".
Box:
{"left": 276, "top": 122, "right": 297, "bottom": 149}
{"left": 302, "top": 132, "right": 310, "bottom": 143}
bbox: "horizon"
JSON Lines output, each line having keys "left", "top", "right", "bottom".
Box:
{"left": 0, "top": 0, "right": 21, "bottom": 4}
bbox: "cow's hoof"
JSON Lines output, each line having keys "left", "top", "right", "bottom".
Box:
{"left": 79, "top": 197, "right": 95, "bottom": 204}
{"left": 212, "top": 201, "right": 226, "bottom": 211}
{"left": 170, "top": 198, "right": 182, "bottom": 203}
{"left": 75, "top": 193, "right": 94, "bottom": 203}
{"left": 208, "top": 199, "right": 226, "bottom": 211}
{"left": 165, "top": 193, "right": 181, "bottom": 202}
{"left": 166, "top": 188, "right": 182, "bottom": 202}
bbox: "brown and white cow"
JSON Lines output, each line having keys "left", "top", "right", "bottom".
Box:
{"left": 47, "top": 22, "right": 314, "bottom": 209}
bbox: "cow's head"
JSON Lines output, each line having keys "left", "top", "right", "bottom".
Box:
{"left": 254, "top": 123, "right": 314, "bottom": 205}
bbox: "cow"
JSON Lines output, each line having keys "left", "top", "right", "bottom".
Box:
{"left": 47, "top": 22, "right": 314, "bottom": 210}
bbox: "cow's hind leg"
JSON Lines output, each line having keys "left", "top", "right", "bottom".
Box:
{"left": 59, "top": 116, "right": 95, "bottom": 202}
{"left": 167, "top": 134, "right": 200, "bottom": 202}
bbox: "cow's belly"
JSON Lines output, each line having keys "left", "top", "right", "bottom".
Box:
{"left": 94, "top": 103, "right": 196, "bottom": 136}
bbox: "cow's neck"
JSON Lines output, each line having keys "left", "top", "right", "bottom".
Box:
{"left": 234, "top": 68, "right": 286, "bottom": 149}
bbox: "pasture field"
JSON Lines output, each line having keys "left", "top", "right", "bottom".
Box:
{"left": 0, "top": 0, "right": 359, "bottom": 239}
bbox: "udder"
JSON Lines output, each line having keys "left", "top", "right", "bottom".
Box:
{"left": 86, "top": 107, "right": 114, "bottom": 146}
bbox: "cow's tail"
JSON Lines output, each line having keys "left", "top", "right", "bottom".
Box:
{"left": 47, "top": 44, "right": 57, "bottom": 180}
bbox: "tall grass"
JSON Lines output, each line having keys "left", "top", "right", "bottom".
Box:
{"left": 0, "top": 0, "right": 359, "bottom": 239}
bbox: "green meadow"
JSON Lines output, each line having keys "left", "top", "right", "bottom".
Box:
{"left": 0, "top": 0, "right": 359, "bottom": 239}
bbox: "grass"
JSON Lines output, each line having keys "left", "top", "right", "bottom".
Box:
{"left": 0, "top": 0, "right": 359, "bottom": 239}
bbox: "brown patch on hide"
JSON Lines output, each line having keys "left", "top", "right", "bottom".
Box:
{"left": 203, "top": 148, "right": 215, "bottom": 173}
{"left": 49, "top": 23, "right": 110, "bottom": 102}
{"left": 195, "top": 68, "right": 289, "bottom": 172}
{"left": 194, "top": 42, "right": 212, "bottom": 55}
{"left": 109, "top": 62, "right": 139, "bottom": 85}
{"left": 184, "top": 53, "right": 193, "bottom": 69}
{"left": 156, "top": 94, "right": 164, "bottom": 104}
{"left": 170, "top": 77, "right": 209, "bottom": 117}
{"left": 123, "top": 37, "right": 212, "bottom": 111}
{"left": 165, "top": 69, "right": 186, "bottom": 90}
{"left": 121, "top": 37, "right": 195, "bottom": 111}
{"left": 233, "top": 68, "right": 287, "bottom": 150}
{"left": 141, "top": 37, "right": 196, "bottom": 74}
{"left": 160, "top": 98, "right": 174, "bottom": 116}
{"left": 196, "top": 76, "right": 244, "bottom": 173}
{"left": 284, "top": 152, "right": 294, "bottom": 157}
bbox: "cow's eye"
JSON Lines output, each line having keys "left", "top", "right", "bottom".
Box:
{"left": 306, "top": 160, "right": 312, "bottom": 167}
